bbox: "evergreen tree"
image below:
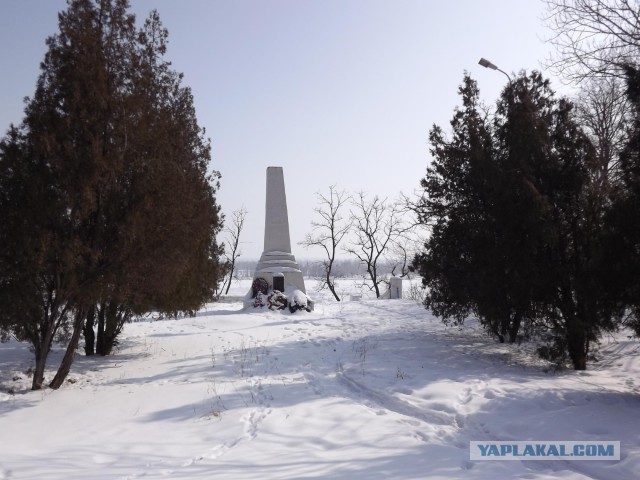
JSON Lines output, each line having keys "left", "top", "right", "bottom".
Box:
{"left": 413, "top": 75, "right": 525, "bottom": 342}
{"left": 605, "top": 66, "right": 640, "bottom": 335}
{"left": 84, "top": 10, "right": 224, "bottom": 358}
{"left": 0, "top": 0, "right": 223, "bottom": 389}
{"left": 414, "top": 72, "right": 616, "bottom": 369}
{"left": 498, "top": 74, "right": 613, "bottom": 370}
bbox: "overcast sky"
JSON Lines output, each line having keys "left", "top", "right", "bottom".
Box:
{"left": 0, "top": 0, "right": 568, "bottom": 259}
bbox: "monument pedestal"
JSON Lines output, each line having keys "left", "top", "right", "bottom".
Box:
{"left": 253, "top": 251, "right": 306, "bottom": 293}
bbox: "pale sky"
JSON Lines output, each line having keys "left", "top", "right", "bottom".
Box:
{"left": 0, "top": 0, "right": 566, "bottom": 259}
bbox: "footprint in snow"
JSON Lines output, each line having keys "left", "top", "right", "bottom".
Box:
{"left": 402, "top": 418, "right": 421, "bottom": 427}
{"left": 241, "top": 407, "right": 272, "bottom": 440}
{"left": 625, "top": 378, "right": 637, "bottom": 392}
{"left": 458, "top": 387, "right": 473, "bottom": 405}
{"left": 454, "top": 438, "right": 468, "bottom": 449}
{"left": 181, "top": 455, "right": 203, "bottom": 467}
{"left": 92, "top": 453, "right": 117, "bottom": 465}
{"left": 483, "top": 389, "right": 497, "bottom": 399}
{"left": 460, "top": 460, "right": 474, "bottom": 470}
{"left": 208, "top": 441, "right": 236, "bottom": 460}
{"left": 428, "top": 402, "right": 457, "bottom": 414}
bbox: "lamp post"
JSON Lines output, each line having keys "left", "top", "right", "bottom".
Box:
{"left": 478, "top": 57, "right": 512, "bottom": 84}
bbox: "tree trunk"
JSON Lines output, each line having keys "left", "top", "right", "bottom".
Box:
{"left": 96, "top": 303, "right": 106, "bottom": 356}
{"left": 98, "top": 302, "right": 122, "bottom": 356}
{"left": 508, "top": 314, "right": 522, "bottom": 343}
{"left": 49, "top": 309, "right": 85, "bottom": 389}
{"left": 32, "top": 344, "right": 49, "bottom": 390}
{"left": 327, "top": 272, "right": 341, "bottom": 302}
{"left": 83, "top": 305, "right": 96, "bottom": 356}
{"left": 30, "top": 299, "right": 71, "bottom": 390}
{"left": 369, "top": 266, "right": 380, "bottom": 298}
{"left": 31, "top": 322, "right": 56, "bottom": 390}
{"left": 500, "top": 318, "right": 508, "bottom": 343}
{"left": 559, "top": 286, "right": 588, "bottom": 370}
{"left": 568, "top": 329, "right": 588, "bottom": 370}
{"left": 328, "top": 283, "right": 341, "bottom": 301}
{"left": 224, "top": 261, "right": 235, "bottom": 295}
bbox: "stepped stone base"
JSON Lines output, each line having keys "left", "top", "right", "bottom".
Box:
{"left": 253, "top": 251, "right": 306, "bottom": 293}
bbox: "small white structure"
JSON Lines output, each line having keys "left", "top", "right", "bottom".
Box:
{"left": 389, "top": 276, "right": 403, "bottom": 299}
{"left": 245, "top": 167, "right": 311, "bottom": 309}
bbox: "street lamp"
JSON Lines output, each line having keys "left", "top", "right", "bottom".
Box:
{"left": 478, "top": 57, "right": 512, "bottom": 84}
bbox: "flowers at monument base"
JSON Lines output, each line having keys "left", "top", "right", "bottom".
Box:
{"left": 252, "top": 277, "right": 269, "bottom": 297}
{"left": 251, "top": 287, "right": 312, "bottom": 313}
{"left": 267, "top": 291, "right": 288, "bottom": 310}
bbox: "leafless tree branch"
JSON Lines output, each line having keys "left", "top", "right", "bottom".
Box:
{"left": 219, "top": 207, "right": 247, "bottom": 295}
{"left": 543, "top": 0, "right": 640, "bottom": 82}
{"left": 300, "top": 186, "right": 351, "bottom": 301}
{"left": 574, "top": 76, "right": 631, "bottom": 188}
{"left": 344, "top": 192, "right": 412, "bottom": 298}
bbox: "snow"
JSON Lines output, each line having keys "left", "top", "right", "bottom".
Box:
{"left": 283, "top": 286, "right": 311, "bottom": 310}
{"left": 1, "top": 279, "right": 639, "bottom": 479}
{"left": 256, "top": 266, "right": 303, "bottom": 273}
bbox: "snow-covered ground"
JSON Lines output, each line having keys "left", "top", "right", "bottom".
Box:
{"left": 1, "top": 279, "right": 639, "bottom": 479}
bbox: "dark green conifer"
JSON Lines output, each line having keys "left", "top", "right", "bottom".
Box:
{"left": 414, "top": 72, "right": 616, "bottom": 369}
{"left": 0, "top": 0, "right": 224, "bottom": 389}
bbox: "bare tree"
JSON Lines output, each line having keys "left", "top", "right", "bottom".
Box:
{"left": 575, "top": 76, "right": 631, "bottom": 187}
{"left": 220, "top": 207, "right": 247, "bottom": 295}
{"left": 386, "top": 231, "right": 425, "bottom": 279}
{"left": 544, "top": 0, "right": 640, "bottom": 82}
{"left": 300, "top": 186, "right": 351, "bottom": 301}
{"left": 386, "top": 240, "right": 412, "bottom": 278}
{"left": 386, "top": 193, "right": 429, "bottom": 278}
{"left": 543, "top": 0, "right": 635, "bottom": 186}
{"left": 345, "top": 193, "right": 406, "bottom": 298}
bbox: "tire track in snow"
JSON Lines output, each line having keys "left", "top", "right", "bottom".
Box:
{"left": 336, "top": 369, "right": 453, "bottom": 428}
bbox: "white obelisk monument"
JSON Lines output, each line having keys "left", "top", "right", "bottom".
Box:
{"left": 246, "top": 167, "right": 307, "bottom": 304}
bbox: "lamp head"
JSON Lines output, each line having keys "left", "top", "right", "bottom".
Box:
{"left": 478, "top": 57, "right": 498, "bottom": 70}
